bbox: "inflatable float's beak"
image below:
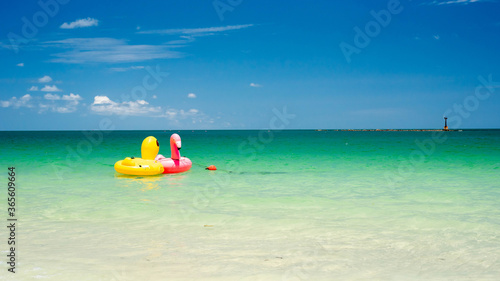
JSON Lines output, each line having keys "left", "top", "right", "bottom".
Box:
{"left": 171, "top": 133, "right": 182, "bottom": 150}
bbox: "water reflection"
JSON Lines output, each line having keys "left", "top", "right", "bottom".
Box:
{"left": 114, "top": 173, "right": 188, "bottom": 190}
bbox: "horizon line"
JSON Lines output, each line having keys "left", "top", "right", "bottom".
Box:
{"left": 1, "top": 128, "right": 500, "bottom": 132}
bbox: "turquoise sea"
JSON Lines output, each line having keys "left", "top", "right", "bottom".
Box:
{"left": 1, "top": 130, "right": 499, "bottom": 280}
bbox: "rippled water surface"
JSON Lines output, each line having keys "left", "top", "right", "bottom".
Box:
{"left": 0, "top": 130, "right": 499, "bottom": 280}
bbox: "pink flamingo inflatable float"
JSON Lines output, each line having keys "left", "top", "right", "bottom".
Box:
{"left": 155, "top": 133, "right": 192, "bottom": 173}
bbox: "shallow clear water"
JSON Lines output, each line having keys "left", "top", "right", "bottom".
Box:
{"left": 0, "top": 130, "right": 499, "bottom": 280}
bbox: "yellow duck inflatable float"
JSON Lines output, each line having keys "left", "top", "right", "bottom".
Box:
{"left": 114, "top": 136, "right": 164, "bottom": 176}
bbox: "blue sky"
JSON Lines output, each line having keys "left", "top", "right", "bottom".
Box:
{"left": 1, "top": 0, "right": 499, "bottom": 130}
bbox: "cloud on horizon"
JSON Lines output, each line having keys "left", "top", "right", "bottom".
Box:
{"left": 162, "top": 108, "right": 213, "bottom": 125}
{"left": 90, "top": 95, "right": 162, "bottom": 116}
{"left": 40, "top": 93, "right": 83, "bottom": 113}
{"left": 2, "top": 94, "right": 209, "bottom": 120}
{"left": 60, "top": 18, "right": 99, "bottom": 29}
{"left": 90, "top": 95, "right": 213, "bottom": 124}
{"left": 1, "top": 93, "right": 82, "bottom": 113}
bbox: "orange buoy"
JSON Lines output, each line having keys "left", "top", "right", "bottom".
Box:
{"left": 206, "top": 165, "right": 217, "bottom": 171}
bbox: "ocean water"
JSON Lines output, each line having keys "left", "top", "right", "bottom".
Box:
{"left": 0, "top": 130, "right": 499, "bottom": 280}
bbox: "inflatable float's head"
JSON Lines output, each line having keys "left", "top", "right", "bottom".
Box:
{"left": 171, "top": 133, "right": 182, "bottom": 150}
{"left": 141, "top": 136, "right": 160, "bottom": 160}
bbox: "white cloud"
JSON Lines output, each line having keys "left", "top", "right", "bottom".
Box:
{"left": 152, "top": 95, "right": 157, "bottom": 99}
{"left": 29, "top": 86, "right": 39, "bottom": 91}
{"left": 18, "top": 94, "right": 30, "bottom": 102}
{"left": 0, "top": 94, "right": 33, "bottom": 108}
{"left": 109, "top": 66, "right": 145, "bottom": 72}
{"left": 1, "top": 93, "right": 82, "bottom": 113}
{"left": 93, "top": 95, "right": 113, "bottom": 105}
{"left": 250, "top": 83, "right": 262, "bottom": 87}
{"left": 17, "top": 63, "right": 24, "bottom": 67}
{"left": 39, "top": 93, "right": 82, "bottom": 113}
{"left": 138, "top": 24, "right": 254, "bottom": 35}
{"left": 43, "top": 38, "right": 182, "bottom": 63}
{"left": 39, "top": 104, "right": 77, "bottom": 113}
{"left": 38, "top": 75, "right": 53, "bottom": 83}
{"left": 44, "top": 93, "right": 61, "bottom": 100}
{"left": 62, "top": 93, "right": 83, "bottom": 101}
{"left": 187, "top": 93, "right": 196, "bottom": 98}
{"left": 163, "top": 108, "right": 198, "bottom": 120}
{"left": 90, "top": 95, "right": 214, "bottom": 125}
{"left": 44, "top": 93, "right": 82, "bottom": 102}
{"left": 41, "top": 85, "right": 62, "bottom": 92}
{"left": 90, "top": 95, "right": 161, "bottom": 116}
{"left": 138, "top": 24, "right": 254, "bottom": 49}
{"left": 164, "top": 108, "right": 177, "bottom": 119}
{"left": 54, "top": 107, "right": 74, "bottom": 113}
{"left": 60, "top": 18, "right": 99, "bottom": 29}
{"left": 161, "top": 108, "right": 212, "bottom": 125}
{"left": 427, "top": 0, "right": 483, "bottom": 4}
{"left": 433, "top": 35, "right": 440, "bottom": 40}
{"left": 45, "top": 24, "right": 252, "bottom": 64}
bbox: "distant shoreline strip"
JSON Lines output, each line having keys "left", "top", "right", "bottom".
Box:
{"left": 315, "top": 129, "right": 460, "bottom": 132}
